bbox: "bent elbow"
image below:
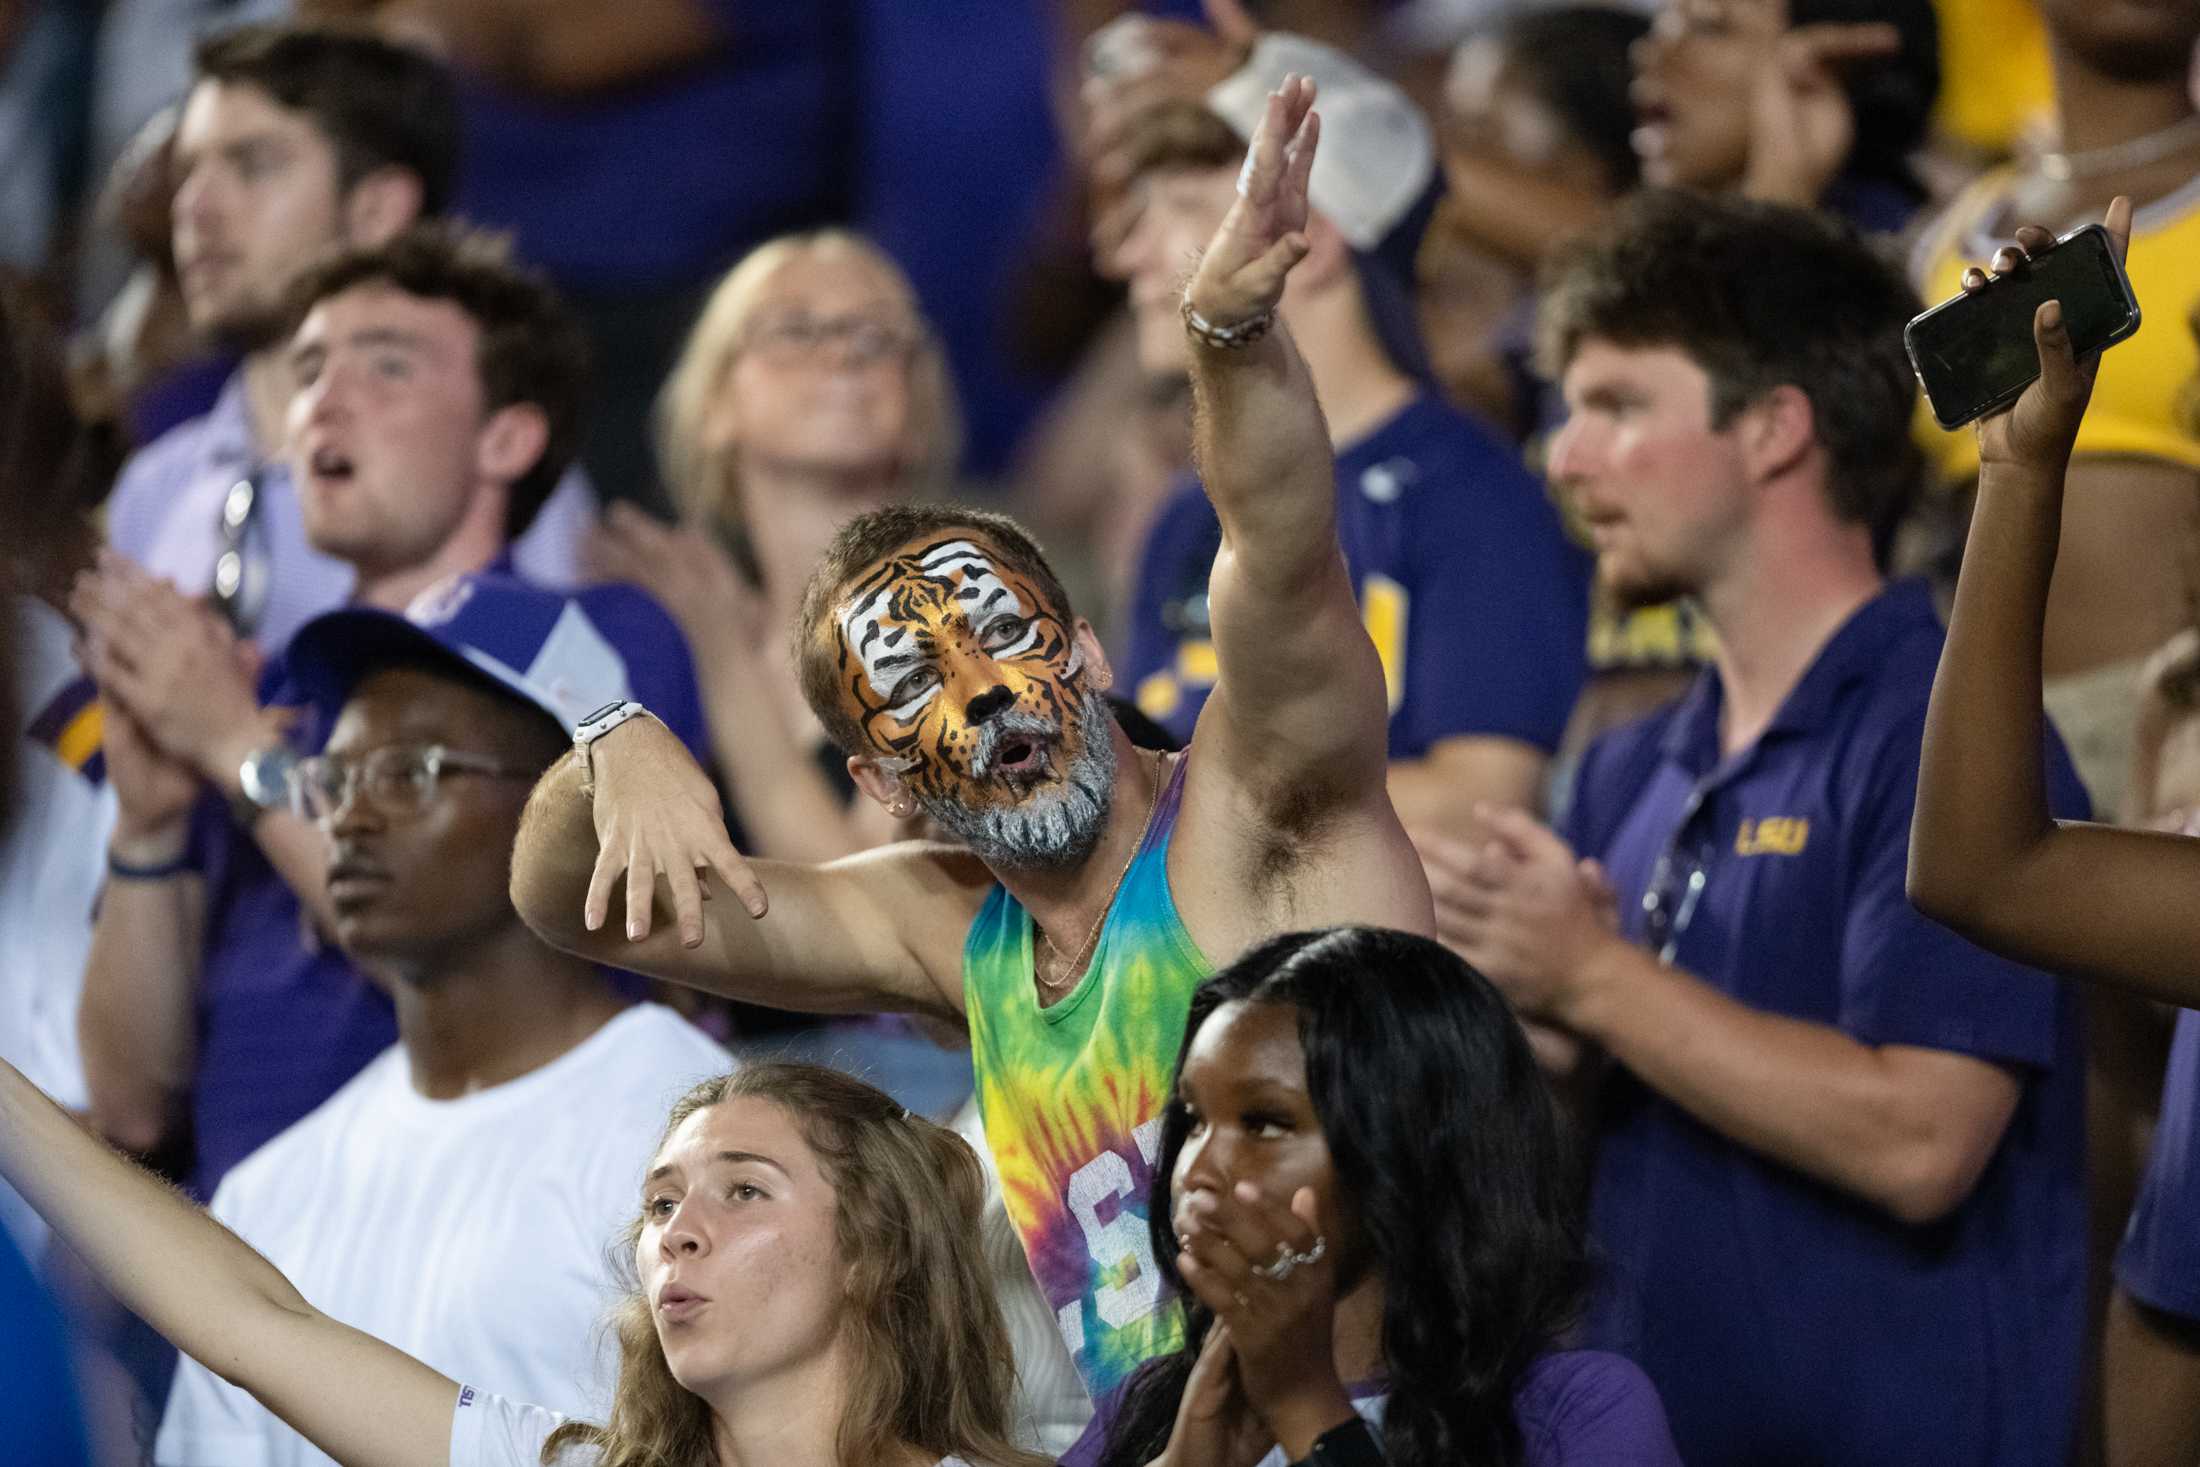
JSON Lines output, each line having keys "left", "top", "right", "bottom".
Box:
{"left": 1903, "top": 852, "right": 1973, "bottom": 931}
{"left": 508, "top": 857, "right": 585, "bottom": 953}
{"left": 1874, "top": 1143, "right": 1989, "bottom": 1228}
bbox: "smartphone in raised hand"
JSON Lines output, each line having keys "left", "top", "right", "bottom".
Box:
{"left": 1905, "top": 222, "right": 2140, "bottom": 431}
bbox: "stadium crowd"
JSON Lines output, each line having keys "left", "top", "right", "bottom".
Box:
{"left": 4, "top": 1, "right": 2200, "bottom": 1465}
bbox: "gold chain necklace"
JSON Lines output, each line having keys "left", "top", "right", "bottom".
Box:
{"left": 1036, "top": 750, "right": 1166, "bottom": 993}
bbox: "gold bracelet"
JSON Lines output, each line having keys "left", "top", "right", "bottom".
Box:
{"left": 1181, "top": 297, "right": 1275, "bottom": 349}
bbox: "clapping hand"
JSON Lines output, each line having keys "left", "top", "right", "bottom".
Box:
{"left": 1180, "top": 75, "right": 1319, "bottom": 338}
{"left": 1150, "top": 1324, "right": 1275, "bottom": 1467}
{"left": 1967, "top": 196, "right": 2132, "bottom": 473}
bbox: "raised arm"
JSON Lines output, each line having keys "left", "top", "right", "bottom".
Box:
{"left": 1908, "top": 197, "right": 2200, "bottom": 1004}
{"left": 0, "top": 1058, "right": 457, "bottom": 1467}
{"left": 1180, "top": 76, "right": 1390, "bottom": 804}
{"left": 509, "top": 721, "right": 978, "bottom": 1018}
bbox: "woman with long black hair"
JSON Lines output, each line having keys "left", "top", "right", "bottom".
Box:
{"left": 1100, "top": 927, "right": 1677, "bottom": 1467}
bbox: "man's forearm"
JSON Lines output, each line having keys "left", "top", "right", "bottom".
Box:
{"left": 510, "top": 750, "right": 601, "bottom": 950}
{"left": 1566, "top": 942, "right": 2006, "bottom": 1224}
{"left": 79, "top": 838, "right": 203, "bottom": 1154}
{"left": 1909, "top": 461, "right": 2065, "bottom": 925}
{"left": 1189, "top": 326, "right": 1338, "bottom": 587}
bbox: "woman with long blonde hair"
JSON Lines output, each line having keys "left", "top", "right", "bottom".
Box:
{"left": 589, "top": 230, "right": 961, "bottom": 863}
{"left": 0, "top": 1056, "right": 1050, "bottom": 1467}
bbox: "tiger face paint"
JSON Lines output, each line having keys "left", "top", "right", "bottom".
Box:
{"left": 832, "top": 538, "right": 1113, "bottom": 860}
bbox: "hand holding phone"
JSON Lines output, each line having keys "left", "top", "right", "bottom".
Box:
{"left": 1905, "top": 200, "right": 2138, "bottom": 443}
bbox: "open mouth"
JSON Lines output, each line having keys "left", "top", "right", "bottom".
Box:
{"left": 988, "top": 734, "right": 1056, "bottom": 783}
{"left": 309, "top": 445, "right": 356, "bottom": 483}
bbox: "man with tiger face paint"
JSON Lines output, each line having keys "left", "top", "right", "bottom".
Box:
{"left": 831, "top": 535, "right": 1121, "bottom": 868}
{"left": 513, "top": 75, "right": 1435, "bottom": 1442}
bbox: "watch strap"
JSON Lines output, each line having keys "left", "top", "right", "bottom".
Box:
{"left": 572, "top": 700, "right": 653, "bottom": 799}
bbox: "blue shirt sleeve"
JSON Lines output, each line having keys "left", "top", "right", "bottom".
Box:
{"left": 1836, "top": 708, "right": 2074, "bottom": 1067}
{"left": 1387, "top": 454, "right": 1590, "bottom": 757}
{"left": 575, "top": 584, "right": 710, "bottom": 760}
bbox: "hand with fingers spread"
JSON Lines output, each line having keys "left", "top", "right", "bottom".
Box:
{"left": 1180, "top": 73, "right": 1319, "bottom": 341}
{"left": 70, "top": 551, "right": 278, "bottom": 781}
{"left": 1173, "top": 1180, "right": 1353, "bottom": 1450}
{"left": 1732, "top": 0, "right": 1900, "bottom": 207}
{"left": 1151, "top": 1323, "right": 1276, "bottom": 1467}
{"left": 581, "top": 715, "right": 768, "bottom": 947}
{"left": 1081, "top": 0, "right": 1259, "bottom": 198}
{"left": 1964, "top": 197, "right": 2133, "bottom": 473}
{"left": 1436, "top": 805, "right": 1630, "bottom": 1029}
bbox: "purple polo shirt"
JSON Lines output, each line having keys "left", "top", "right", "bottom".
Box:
{"left": 1561, "top": 578, "right": 2089, "bottom": 1467}
{"left": 181, "top": 573, "right": 706, "bottom": 1199}
{"left": 103, "top": 370, "right": 601, "bottom": 656}
{"left": 2118, "top": 1007, "right": 2200, "bottom": 1319}
{"left": 1122, "top": 391, "right": 1590, "bottom": 757}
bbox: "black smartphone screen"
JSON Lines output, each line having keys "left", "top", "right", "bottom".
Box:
{"left": 1904, "top": 224, "right": 2140, "bottom": 429}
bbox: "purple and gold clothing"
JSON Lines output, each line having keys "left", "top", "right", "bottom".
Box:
{"left": 963, "top": 752, "right": 1208, "bottom": 1401}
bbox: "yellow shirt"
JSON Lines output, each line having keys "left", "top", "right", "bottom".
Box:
{"left": 1910, "top": 167, "right": 2200, "bottom": 486}
{"left": 1928, "top": 0, "right": 2052, "bottom": 155}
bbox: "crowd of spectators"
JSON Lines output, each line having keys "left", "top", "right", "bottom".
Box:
{"left": 6, "top": 1, "right": 2200, "bottom": 1464}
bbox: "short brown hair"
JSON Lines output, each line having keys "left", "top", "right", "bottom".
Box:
{"left": 1537, "top": 189, "right": 1925, "bottom": 562}
{"left": 195, "top": 23, "right": 459, "bottom": 214}
{"left": 284, "top": 223, "right": 589, "bottom": 537}
{"left": 1115, "top": 101, "right": 1245, "bottom": 190}
{"left": 795, "top": 504, "right": 1074, "bottom": 755}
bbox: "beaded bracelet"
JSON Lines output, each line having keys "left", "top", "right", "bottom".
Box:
{"left": 107, "top": 848, "right": 196, "bottom": 881}
{"left": 1181, "top": 297, "right": 1276, "bottom": 349}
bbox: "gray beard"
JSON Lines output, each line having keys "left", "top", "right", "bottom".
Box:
{"left": 916, "top": 688, "right": 1119, "bottom": 870}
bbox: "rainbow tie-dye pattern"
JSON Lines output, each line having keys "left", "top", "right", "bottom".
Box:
{"left": 964, "top": 752, "right": 1210, "bottom": 1401}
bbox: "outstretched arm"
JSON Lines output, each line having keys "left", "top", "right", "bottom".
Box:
{"left": 1908, "top": 198, "right": 2200, "bottom": 1003}
{"left": 509, "top": 724, "right": 977, "bottom": 1019}
{"left": 1181, "top": 77, "right": 1392, "bottom": 807}
{"left": 0, "top": 1059, "right": 457, "bottom": 1467}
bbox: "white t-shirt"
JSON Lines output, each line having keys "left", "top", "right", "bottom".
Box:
{"left": 0, "top": 598, "right": 115, "bottom": 1258}
{"left": 155, "top": 1004, "right": 729, "bottom": 1467}
{"left": 448, "top": 1385, "right": 981, "bottom": 1467}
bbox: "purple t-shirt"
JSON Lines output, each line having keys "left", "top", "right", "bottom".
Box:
{"left": 1246, "top": 1352, "right": 1679, "bottom": 1467}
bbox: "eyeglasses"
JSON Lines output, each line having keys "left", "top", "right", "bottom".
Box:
{"left": 290, "top": 744, "right": 537, "bottom": 825}
{"left": 1639, "top": 786, "right": 1713, "bottom": 965}
{"left": 212, "top": 470, "right": 271, "bottom": 639}
{"left": 741, "top": 312, "right": 920, "bottom": 366}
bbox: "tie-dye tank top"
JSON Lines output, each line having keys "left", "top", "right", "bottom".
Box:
{"left": 963, "top": 751, "right": 1209, "bottom": 1401}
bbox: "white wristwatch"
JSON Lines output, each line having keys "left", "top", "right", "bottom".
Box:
{"left": 572, "top": 700, "right": 654, "bottom": 798}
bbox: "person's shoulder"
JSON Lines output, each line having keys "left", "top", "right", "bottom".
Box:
{"left": 104, "top": 410, "right": 220, "bottom": 541}
{"left": 449, "top": 1385, "right": 579, "bottom": 1467}
{"left": 594, "top": 1002, "right": 732, "bottom": 1074}
{"left": 1353, "top": 393, "right": 1535, "bottom": 487}
{"left": 210, "top": 1045, "right": 406, "bottom": 1213}
{"left": 1515, "top": 1350, "right": 1680, "bottom": 1463}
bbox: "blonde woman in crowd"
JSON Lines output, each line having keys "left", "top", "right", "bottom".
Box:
{"left": 588, "top": 230, "right": 961, "bottom": 862}
{"left": 0, "top": 1055, "right": 1049, "bottom": 1467}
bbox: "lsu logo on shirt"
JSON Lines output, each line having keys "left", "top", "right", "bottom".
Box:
{"left": 1735, "top": 817, "right": 1810, "bottom": 856}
